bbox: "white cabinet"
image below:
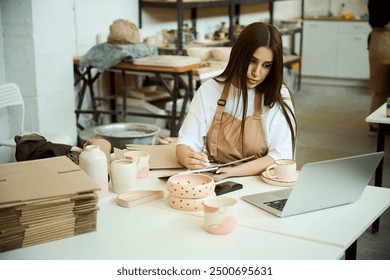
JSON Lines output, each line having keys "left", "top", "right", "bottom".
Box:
{"left": 302, "top": 20, "right": 370, "bottom": 79}
{"left": 336, "top": 22, "right": 371, "bottom": 79}
{"left": 302, "top": 21, "right": 338, "bottom": 77}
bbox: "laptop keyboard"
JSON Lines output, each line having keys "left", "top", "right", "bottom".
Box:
{"left": 264, "top": 199, "right": 288, "bottom": 211}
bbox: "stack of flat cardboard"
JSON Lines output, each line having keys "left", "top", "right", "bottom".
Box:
{"left": 0, "top": 156, "right": 100, "bottom": 253}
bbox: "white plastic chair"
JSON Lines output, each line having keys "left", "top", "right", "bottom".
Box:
{"left": 0, "top": 83, "right": 72, "bottom": 147}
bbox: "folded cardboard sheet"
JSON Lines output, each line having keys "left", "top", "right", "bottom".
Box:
{"left": 115, "top": 144, "right": 184, "bottom": 170}
{"left": 0, "top": 156, "right": 99, "bottom": 205}
{"left": 0, "top": 156, "right": 100, "bottom": 253}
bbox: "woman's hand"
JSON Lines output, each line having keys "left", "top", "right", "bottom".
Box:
{"left": 210, "top": 166, "right": 234, "bottom": 182}
{"left": 186, "top": 150, "right": 210, "bottom": 170}
{"left": 176, "top": 144, "right": 210, "bottom": 170}
{"left": 210, "top": 155, "right": 275, "bottom": 182}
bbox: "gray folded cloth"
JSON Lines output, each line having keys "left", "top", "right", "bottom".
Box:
{"left": 79, "top": 42, "right": 158, "bottom": 72}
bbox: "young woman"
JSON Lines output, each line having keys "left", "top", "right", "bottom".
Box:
{"left": 176, "top": 22, "right": 297, "bottom": 181}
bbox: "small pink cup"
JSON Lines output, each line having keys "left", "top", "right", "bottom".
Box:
{"left": 203, "top": 196, "right": 237, "bottom": 235}
{"left": 123, "top": 151, "right": 150, "bottom": 178}
{"left": 265, "top": 159, "right": 296, "bottom": 181}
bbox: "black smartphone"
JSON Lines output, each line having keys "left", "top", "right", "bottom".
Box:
{"left": 215, "top": 181, "right": 243, "bottom": 196}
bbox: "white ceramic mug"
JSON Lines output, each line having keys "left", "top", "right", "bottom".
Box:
{"left": 265, "top": 159, "right": 296, "bottom": 181}
{"left": 110, "top": 159, "right": 137, "bottom": 194}
{"left": 203, "top": 196, "right": 237, "bottom": 235}
{"left": 123, "top": 151, "right": 150, "bottom": 178}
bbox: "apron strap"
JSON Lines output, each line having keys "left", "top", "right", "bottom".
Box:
{"left": 253, "top": 93, "right": 262, "bottom": 120}
{"left": 209, "top": 84, "right": 230, "bottom": 157}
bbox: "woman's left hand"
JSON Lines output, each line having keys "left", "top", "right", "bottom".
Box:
{"left": 210, "top": 166, "right": 234, "bottom": 182}
{"left": 207, "top": 155, "right": 274, "bottom": 182}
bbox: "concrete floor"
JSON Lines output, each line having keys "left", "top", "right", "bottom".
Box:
{"left": 293, "top": 82, "right": 390, "bottom": 260}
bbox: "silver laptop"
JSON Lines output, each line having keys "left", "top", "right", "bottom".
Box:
{"left": 241, "top": 152, "right": 384, "bottom": 217}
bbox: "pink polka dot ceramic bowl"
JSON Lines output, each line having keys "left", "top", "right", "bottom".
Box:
{"left": 167, "top": 194, "right": 216, "bottom": 212}
{"left": 166, "top": 173, "right": 216, "bottom": 199}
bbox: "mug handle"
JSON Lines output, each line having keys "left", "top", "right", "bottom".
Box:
{"left": 265, "top": 164, "right": 277, "bottom": 179}
{"left": 124, "top": 155, "right": 140, "bottom": 164}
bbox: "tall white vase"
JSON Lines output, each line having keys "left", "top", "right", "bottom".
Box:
{"left": 79, "top": 145, "right": 109, "bottom": 198}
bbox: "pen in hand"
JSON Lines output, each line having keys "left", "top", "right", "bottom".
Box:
{"left": 187, "top": 145, "right": 210, "bottom": 168}
{"left": 202, "top": 136, "right": 208, "bottom": 154}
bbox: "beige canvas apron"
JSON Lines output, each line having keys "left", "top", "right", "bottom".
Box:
{"left": 369, "top": 22, "right": 390, "bottom": 95}
{"left": 368, "top": 22, "right": 390, "bottom": 114}
{"left": 206, "top": 84, "right": 268, "bottom": 163}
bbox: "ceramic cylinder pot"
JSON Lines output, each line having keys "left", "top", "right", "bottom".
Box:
{"left": 203, "top": 196, "right": 237, "bottom": 235}
{"left": 110, "top": 159, "right": 137, "bottom": 194}
{"left": 123, "top": 150, "right": 150, "bottom": 178}
{"left": 79, "top": 145, "right": 109, "bottom": 198}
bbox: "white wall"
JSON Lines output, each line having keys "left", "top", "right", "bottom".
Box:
{"left": 0, "top": 4, "right": 4, "bottom": 83}
{"left": 32, "top": 1, "right": 76, "bottom": 136}
{"left": 0, "top": 2, "right": 5, "bottom": 130}
{"left": 0, "top": 0, "right": 77, "bottom": 163}
{"left": 73, "top": 0, "right": 137, "bottom": 56}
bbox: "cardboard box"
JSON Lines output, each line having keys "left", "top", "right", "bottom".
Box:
{"left": 0, "top": 156, "right": 100, "bottom": 252}
{"left": 0, "top": 156, "right": 100, "bottom": 205}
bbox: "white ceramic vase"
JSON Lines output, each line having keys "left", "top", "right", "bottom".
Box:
{"left": 79, "top": 145, "right": 109, "bottom": 198}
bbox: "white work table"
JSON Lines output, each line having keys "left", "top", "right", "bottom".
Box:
{"left": 0, "top": 199, "right": 343, "bottom": 260}
{"left": 147, "top": 173, "right": 390, "bottom": 259}
{"left": 1, "top": 169, "right": 389, "bottom": 260}
{"left": 366, "top": 103, "right": 390, "bottom": 125}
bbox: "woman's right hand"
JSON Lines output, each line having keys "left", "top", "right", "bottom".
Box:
{"left": 176, "top": 144, "right": 210, "bottom": 170}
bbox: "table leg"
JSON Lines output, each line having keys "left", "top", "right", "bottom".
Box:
{"left": 120, "top": 70, "right": 127, "bottom": 122}
{"left": 74, "top": 66, "right": 101, "bottom": 129}
{"left": 153, "top": 72, "right": 193, "bottom": 137}
{"left": 345, "top": 240, "right": 357, "bottom": 260}
{"left": 374, "top": 124, "right": 386, "bottom": 186}
{"left": 109, "top": 72, "right": 117, "bottom": 123}
{"left": 153, "top": 73, "right": 179, "bottom": 136}
{"left": 86, "top": 68, "right": 102, "bottom": 123}
{"left": 372, "top": 123, "right": 386, "bottom": 233}
{"left": 175, "top": 72, "right": 193, "bottom": 133}
{"left": 170, "top": 75, "right": 179, "bottom": 136}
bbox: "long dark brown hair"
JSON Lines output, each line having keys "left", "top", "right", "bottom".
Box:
{"left": 214, "top": 22, "right": 297, "bottom": 157}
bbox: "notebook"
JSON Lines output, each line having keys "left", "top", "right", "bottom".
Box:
{"left": 241, "top": 152, "right": 384, "bottom": 217}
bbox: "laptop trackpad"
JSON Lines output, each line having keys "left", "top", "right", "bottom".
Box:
{"left": 242, "top": 188, "right": 292, "bottom": 205}
{"left": 264, "top": 188, "right": 292, "bottom": 201}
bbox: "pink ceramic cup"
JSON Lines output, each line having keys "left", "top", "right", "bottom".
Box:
{"left": 203, "top": 196, "right": 237, "bottom": 235}
{"left": 123, "top": 151, "right": 150, "bottom": 178}
{"left": 265, "top": 159, "right": 296, "bottom": 181}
